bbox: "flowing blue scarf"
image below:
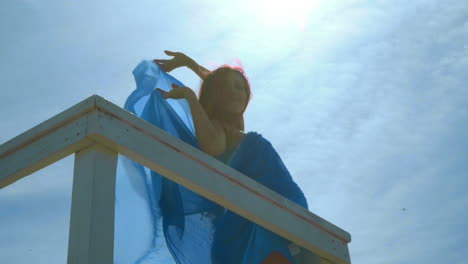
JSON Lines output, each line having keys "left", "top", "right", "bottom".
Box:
{"left": 114, "top": 60, "right": 308, "bottom": 264}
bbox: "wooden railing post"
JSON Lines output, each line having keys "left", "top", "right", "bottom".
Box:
{"left": 67, "top": 144, "right": 117, "bottom": 264}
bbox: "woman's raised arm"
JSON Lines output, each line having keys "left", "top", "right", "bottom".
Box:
{"left": 186, "top": 55, "right": 211, "bottom": 80}
{"left": 156, "top": 84, "right": 226, "bottom": 156}
{"left": 154, "top": 50, "right": 211, "bottom": 80}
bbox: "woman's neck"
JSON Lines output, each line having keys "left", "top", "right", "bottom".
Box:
{"left": 220, "top": 121, "right": 245, "bottom": 150}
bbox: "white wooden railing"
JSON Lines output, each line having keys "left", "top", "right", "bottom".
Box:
{"left": 0, "top": 95, "right": 352, "bottom": 264}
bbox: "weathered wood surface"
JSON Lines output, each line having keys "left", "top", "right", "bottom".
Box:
{"left": 67, "top": 144, "right": 117, "bottom": 264}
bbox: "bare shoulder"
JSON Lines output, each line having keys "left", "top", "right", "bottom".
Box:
{"left": 236, "top": 130, "right": 246, "bottom": 141}
{"left": 211, "top": 119, "right": 246, "bottom": 151}
{"left": 209, "top": 119, "right": 227, "bottom": 156}
{"left": 230, "top": 129, "right": 246, "bottom": 149}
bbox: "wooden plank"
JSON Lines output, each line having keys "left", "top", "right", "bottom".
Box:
{"left": 0, "top": 115, "right": 93, "bottom": 188}
{"left": 67, "top": 144, "right": 118, "bottom": 264}
{"left": 87, "top": 108, "right": 352, "bottom": 263}
{"left": 0, "top": 95, "right": 99, "bottom": 188}
{"left": 0, "top": 95, "right": 96, "bottom": 157}
{"left": 320, "top": 257, "right": 336, "bottom": 264}
{"left": 290, "top": 243, "right": 322, "bottom": 264}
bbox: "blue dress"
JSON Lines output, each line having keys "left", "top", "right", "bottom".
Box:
{"left": 113, "top": 60, "right": 308, "bottom": 264}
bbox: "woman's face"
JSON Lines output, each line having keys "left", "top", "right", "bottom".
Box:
{"left": 223, "top": 70, "right": 248, "bottom": 114}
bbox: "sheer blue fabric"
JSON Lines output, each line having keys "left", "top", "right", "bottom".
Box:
{"left": 114, "top": 60, "right": 309, "bottom": 264}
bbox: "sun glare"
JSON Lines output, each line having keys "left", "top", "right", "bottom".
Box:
{"left": 250, "top": 0, "right": 322, "bottom": 31}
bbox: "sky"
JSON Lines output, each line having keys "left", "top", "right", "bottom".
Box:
{"left": 1, "top": 0, "right": 467, "bottom": 263}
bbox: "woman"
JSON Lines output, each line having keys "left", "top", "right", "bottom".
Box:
{"left": 118, "top": 51, "right": 307, "bottom": 264}
{"left": 154, "top": 50, "right": 248, "bottom": 160}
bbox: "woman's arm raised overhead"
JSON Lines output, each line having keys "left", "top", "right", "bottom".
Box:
{"left": 185, "top": 55, "right": 211, "bottom": 81}
{"left": 157, "top": 84, "right": 226, "bottom": 157}
{"left": 154, "top": 50, "right": 211, "bottom": 80}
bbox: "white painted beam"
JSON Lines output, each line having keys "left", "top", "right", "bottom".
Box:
{"left": 0, "top": 95, "right": 97, "bottom": 188}
{"left": 67, "top": 144, "right": 117, "bottom": 264}
{"left": 0, "top": 115, "right": 93, "bottom": 188}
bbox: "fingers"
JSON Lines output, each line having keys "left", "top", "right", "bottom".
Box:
{"left": 157, "top": 85, "right": 180, "bottom": 99}
{"left": 164, "top": 50, "right": 177, "bottom": 56}
{"left": 156, "top": 88, "right": 168, "bottom": 99}
{"left": 153, "top": 59, "right": 166, "bottom": 68}
{"left": 169, "top": 83, "right": 182, "bottom": 90}
{"left": 153, "top": 59, "right": 169, "bottom": 71}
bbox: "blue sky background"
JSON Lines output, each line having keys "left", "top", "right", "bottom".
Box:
{"left": 1, "top": 0, "right": 467, "bottom": 263}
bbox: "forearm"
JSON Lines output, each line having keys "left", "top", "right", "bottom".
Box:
{"left": 185, "top": 93, "right": 219, "bottom": 154}
{"left": 186, "top": 56, "right": 211, "bottom": 80}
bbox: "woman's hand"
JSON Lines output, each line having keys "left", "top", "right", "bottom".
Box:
{"left": 157, "top": 84, "right": 196, "bottom": 100}
{"left": 153, "top": 50, "right": 189, "bottom": 72}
